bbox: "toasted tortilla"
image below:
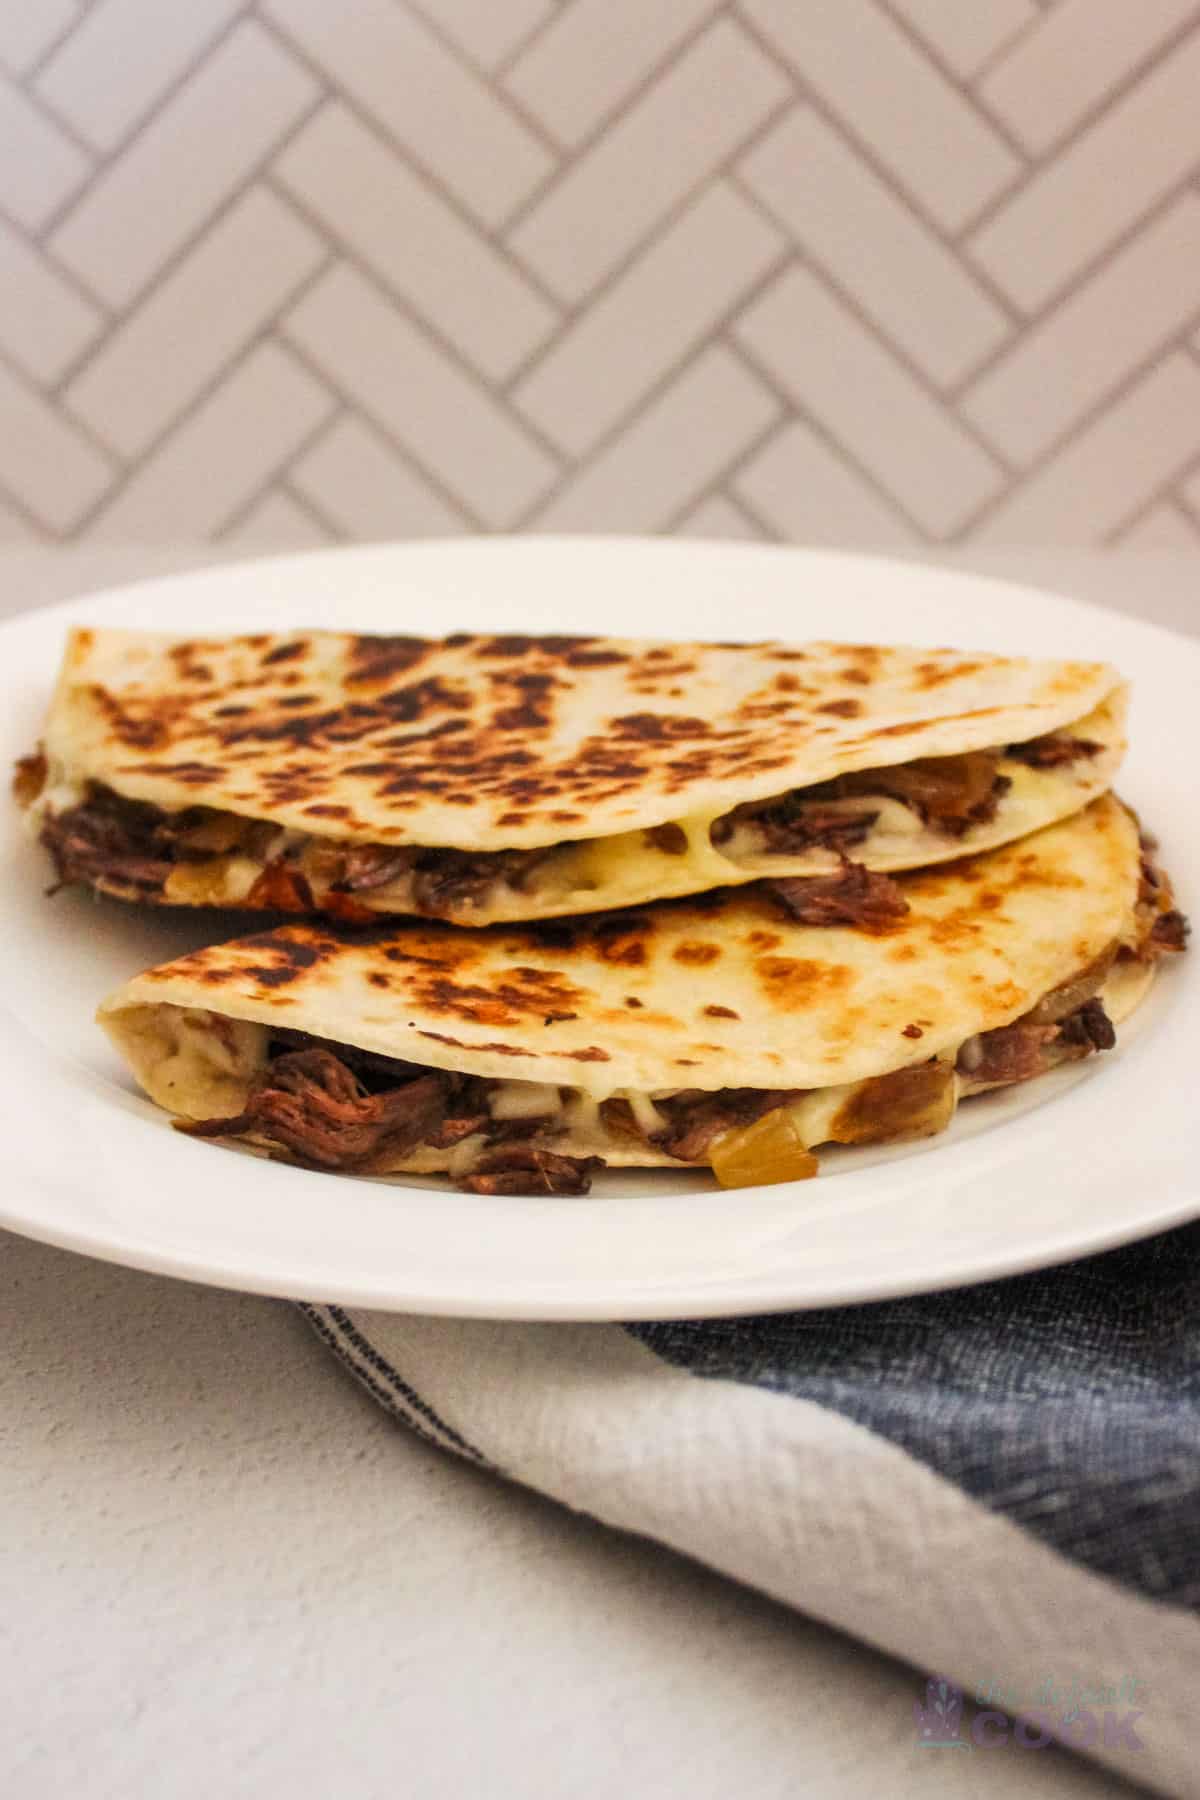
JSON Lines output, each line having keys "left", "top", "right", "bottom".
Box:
{"left": 26, "top": 627, "right": 1125, "bottom": 923}
{"left": 100, "top": 796, "right": 1161, "bottom": 1183}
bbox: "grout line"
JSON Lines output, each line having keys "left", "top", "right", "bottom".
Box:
{"left": 945, "top": 340, "right": 1200, "bottom": 545}
{"left": 508, "top": 320, "right": 794, "bottom": 530}
{"left": 278, "top": 476, "right": 350, "bottom": 541}
{"left": 957, "top": 170, "right": 1200, "bottom": 339}
{"left": 59, "top": 330, "right": 332, "bottom": 538}
{"left": 0, "top": 473, "right": 62, "bottom": 541}
{"left": 48, "top": 169, "right": 331, "bottom": 408}
{"left": 495, "top": 274, "right": 797, "bottom": 527}
{"left": 272, "top": 232, "right": 569, "bottom": 469}
{"left": 737, "top": 231, "right": 1019, "bottom": 476}
{"left": 1106, "top": 486, "right": 1200, "bottom": 547}
{"left": 1170, "top": 466, "right": 1200, "bottom": 528}
{"left": 214, "top": 426, "right": 348, "bottom": 544}
{"left": 721, "top": 331, "right": 936, "bottom": 540}
{"left": 272, "top": 326, "right": 492, "bottom": 533}
{"left": 657, "top": 408, "right": 787, "bottom": 537}
{"left": 497, "top": 84, "right": 798, "bottom": 393}
{"left": 253, "top": 13, "right": 567, "bottom": 315}
{"left": 15, "top": 74, "right": 100, "bottom": 160}
{"left": 725, "top": 160, "right": 1017, "bottom": 399}
{"left": 966, "top": 7, "right": 1049, "bottom": 88}
{"left": 68, "top": 243, "right": 340, "bottom": 475}
{"left": 31, "top": 7, "right": 266, "bottom": 245}
{"left": 492, "top": 4, "right": 748, "bottom": 239}
{"left": 501, "top": 226, "right": 794, "bottom": 450}
{"left": 731, "top": 4, "right": 1029, "bottom": 331}
{"left": 670, "top": 488, "right": 771, "bottom": 539}
{"left": 19, "top": 5, "right": 93, "bottom": 85}
{"left": 274, "top": 405, "right": 477, "bottom": 538}
{"left": 1103, "top": 450, "right": 1200, "bottom": 545}
{"left": 358, "top": 0, "right": 565, "bottom": 159}
{"left": 0, "top": 193, "right": 115, "bottom": 318}
{"left": 203, "top": 393, "right": 343, "bottom": 542}
{"left": 0, "top": 337, "right": 122, "bottom": 467}
{"left": 947, "top": 292, "right": 1200, "bottom": 466}
{"left": 254, "top": 4, "right": 564, "bottom": 216}
{"left": 262, "top": 171, "right": 562, "bottom": 393}
{"left": 491, "top": 4, "right": 565, "bottom": 82}
{"left": 971, "top": 2, "right": 1200, "bottom": 162}
{"left": 871, "top": 0, "right": 1035, "bottom": 166}
{"left": 34, "top": 93, "right": 330, "bottom": 330}
{"left": 956, "top": 11, "right": 1200, "bottom": 246}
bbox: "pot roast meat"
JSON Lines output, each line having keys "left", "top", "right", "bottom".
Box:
{"left": 659, "top": 1088, "right": 802, "bottom": 1162}
{"left": 765, "top": 860, "right": 909, "bottom": 928}
{"left": 860, "top": 750, "right": 1011, "bottom": 836}
{"left": 1134, "top": 841, "right": 1191, "bottom": 958}
{"left": 1058, "top": 996, "right": 1117, "bottom": 1053}
{"left": 457, "top": 1145, "right": 602, "bottom": 1196}
{"left": 1006, "top": 733, "right": 1101, "bottom": 769}
{"left": 39, "top": 784, "right": 174, "bottom": 896}
{"left": 1023, "top": 947, "right": 1115, "bottom": 1024}
{"left": 711, "top": 798, "right": 878, "bottom": 857}
{"left": 332, "top": 843, "right": 419, "bottom": 893}
{"left": 181, "top": 1047, "right": 450, "bottom": 1171}
{"left": 1151, "top": 909, "right": 1190, "bottom": 953}
{"left": 716, "top": 748, "right": 1013, "bottom": 854}
{"left": 957, "top": 1020, "right": 1060, "bottom": 1084}
{"left": 957, "top": 995, "right": 1117, "bottom": 1085}
{"left": 407, "top": 844, "right": 560, "bottom": 915}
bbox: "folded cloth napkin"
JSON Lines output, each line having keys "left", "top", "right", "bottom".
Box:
{"left": 301, "top": 1221, "right": 1200, "bottom": 1797}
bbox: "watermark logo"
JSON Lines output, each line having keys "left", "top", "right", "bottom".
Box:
{"left": 915, "top": 1678, "right": 968, "bottom": 1750}
{"left": 914, "top": 1673, "right": 1147, "bottom": 1754}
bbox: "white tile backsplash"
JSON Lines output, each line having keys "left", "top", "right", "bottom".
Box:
{"left": 2, "top": 0, "right": 1200, "bottom": 550}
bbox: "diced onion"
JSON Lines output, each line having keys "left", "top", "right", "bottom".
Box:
{"left": 709, "top": 1108, "right": 819, "bottom": 1188}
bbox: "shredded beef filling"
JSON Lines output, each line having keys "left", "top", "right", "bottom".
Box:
{"left": 32, "top": 778, "right": 559, "bottom": 915}
{"left": 713, "top": 729, "right": 1102, "bottom": 857}
{"left": 711, "top": 797, "right": 877, "bottom": 857}
{"left": 181, "top": 1036, "right": 603, "bottom": 1192}
{"left": 458, "top": 1145, "right": 602, "bottom": 1196}
{"left": 956, "top": 994, "right": 1116, "bottom": 1085}
{"left": 181, "top": 1047, "right": 452, "bottom": 1172}
{"left": 601, "top": 1088, "right": 802, "bottom": 1162}
{"left": 765, "top": 860, "right": 909, "bottom": 928}
{"left": 28, "top": 719, "right": 1108, "bottom": 914}
{"left": 1133, "top": 837, "right": 1190, "bottom": 957}
{"left": 1007, "top": 734, "right": 1101, "bottom": 769}
{"left": 40, "top": 784, "right": 179, "bottom": 896}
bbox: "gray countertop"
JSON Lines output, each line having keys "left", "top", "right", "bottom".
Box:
{"left": 4, "top": 547, "right": 1188, "bottom": 1800}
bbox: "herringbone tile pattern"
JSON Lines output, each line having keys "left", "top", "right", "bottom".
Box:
{"left": 3, "top": 0, "right": 1200, "bottom": 548}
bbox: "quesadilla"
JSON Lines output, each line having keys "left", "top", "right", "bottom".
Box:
{"left": 98, "top": 796, "right": 1186, "bottom": 1194}
{"left": 20, "top": 627, "right": 1126, "bottom": 925}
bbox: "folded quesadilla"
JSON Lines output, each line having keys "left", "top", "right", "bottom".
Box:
{"left": 99, "top": 796, "right": 1186, "bottom": 1194}
{"left": 21, "top": 627, "right": 1126, "bottom": 925}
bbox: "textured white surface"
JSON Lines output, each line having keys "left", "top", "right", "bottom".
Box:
{"left": 0, "top": 546, "right": 1191, "bottom": 1800}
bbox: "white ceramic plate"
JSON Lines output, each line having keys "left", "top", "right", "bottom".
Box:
{"left": 0, "top": 538, "right": 1195, "bottom": 1319}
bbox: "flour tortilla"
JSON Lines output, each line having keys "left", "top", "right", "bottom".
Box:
{"left": 100, "top": 796, "right": 1151, "bottom": 1175}
{"left": 28, "top": 627, "right": 1126, "bottom": 923}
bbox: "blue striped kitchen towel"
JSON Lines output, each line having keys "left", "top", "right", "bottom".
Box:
{"left": 301, "top": 1219, "right": 1200, "bottom": 1798}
